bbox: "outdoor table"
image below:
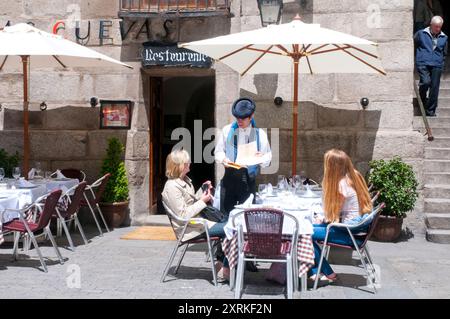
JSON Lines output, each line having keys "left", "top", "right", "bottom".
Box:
{"left": 222, "top": 191, "right": 324, "bottom": 278}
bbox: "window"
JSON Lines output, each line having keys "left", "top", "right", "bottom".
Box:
{"left": 120, "top": 0, "right": 230, "bottom": 15}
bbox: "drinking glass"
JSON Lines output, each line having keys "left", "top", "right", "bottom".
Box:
{"left": 0, "top": 168, "right": 5, "bottom": 181}
{"left": 12, "top": 167, "right": 21, "bottom": 180}
{"left": 258, "top": 184, "right": 267, "bottom": 201}
{"left": 45, "top": 171, "right": 53, "bottom": 179}
{"left": 277, "top": 175, "right": 286, "bottom": 191}
{"left": 35, "top": 162, "right": 42, "bottom": 178}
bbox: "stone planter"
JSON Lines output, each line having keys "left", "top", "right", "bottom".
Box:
{"left": 372, "top": 215, "right": 404, "bottom": 242}
{"left": 99, "top": 201, "right": 129, "bottom": 229}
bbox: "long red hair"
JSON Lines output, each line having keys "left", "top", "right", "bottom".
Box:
{"left": 322, "top": 149, "right": 372, "bottom": 223}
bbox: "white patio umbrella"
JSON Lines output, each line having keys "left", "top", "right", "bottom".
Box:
{"left": 181, "top": 16, "right": 386, "bottom": 175}
{"left": 0, "top": 23, "right": 132, "bottom": 177}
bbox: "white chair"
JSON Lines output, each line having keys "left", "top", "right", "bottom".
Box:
{"left": 160, "top": 201, "right": 220, "bottom": 286}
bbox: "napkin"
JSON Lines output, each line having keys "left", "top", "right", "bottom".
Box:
{"left": 55, "top": 170, "right": 67, "bottom": 179}
{"left": 243, "top": 194, "right": 254, "bottom": 208}
{"left": 28, "top": 168, "right": 36, "bottom": 180}
{"left": 18, "top": 177, "right": 36, "bottom": 188}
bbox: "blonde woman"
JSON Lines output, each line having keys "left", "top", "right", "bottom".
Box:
{"left": 310, "top": 149, "right": 373, "bottom": 283}
{"left": 161, "top": 149, "right": 230, "bottom": 281}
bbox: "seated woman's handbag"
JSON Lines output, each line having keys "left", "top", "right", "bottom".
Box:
{"left": 199, "top": 205, "right": 225, "bottom": 223}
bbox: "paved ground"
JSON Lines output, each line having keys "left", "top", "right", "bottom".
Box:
{"left": 1, "top": 223, "right": 450, "bottom": 299}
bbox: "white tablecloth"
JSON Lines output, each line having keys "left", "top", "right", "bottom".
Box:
{"left": 223, "top": 193, "right": 323, "bottom": 239}
{"left": 0, "top": 178, "right": 78, "bottom": 224}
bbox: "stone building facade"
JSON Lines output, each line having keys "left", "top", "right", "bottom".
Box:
{"left": 0, "top": 1, "right": 425, "bottom": 232}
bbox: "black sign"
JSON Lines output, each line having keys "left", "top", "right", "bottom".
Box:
{"left": 142, "top": 43, "right": 212, "bottom": 68}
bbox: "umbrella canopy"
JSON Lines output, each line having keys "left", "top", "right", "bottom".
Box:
{"left": 0, "top": 23, "right": 132, "bottom": 70}
{"left": 181, "top": 17, "right": 386, "bottom": 174}
{"left": 0, "top": 23, "right": 132, "bottom": 177}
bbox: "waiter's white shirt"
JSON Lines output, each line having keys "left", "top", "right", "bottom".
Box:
{"left": 215, "top": 123, "right": 272, "bottom": 168}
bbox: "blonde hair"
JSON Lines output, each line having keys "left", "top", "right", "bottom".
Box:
{"left": 165, "top": 149, "right": 190, "bottom": 179}
{"left": 322, "top": 149, "right": 372, "bottom": 223}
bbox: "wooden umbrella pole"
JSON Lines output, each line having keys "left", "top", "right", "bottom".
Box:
{"left": 22, "top": 55, "right": 30, "bottom": 179}
{"left": 292, "top": 52, "right": 300, "bottom": 176}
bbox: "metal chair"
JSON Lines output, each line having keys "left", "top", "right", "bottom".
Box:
{"left": 53, "top": 182, "right": 89, "bottom": 251}
{"left": 160, "top": 201, "right": 221, "bottom": 286}
{"left": 60, "top": 168, "right": 87, "bottom": 182}
{"left": 313, "top": 203, "right": 386, "bottom": 293}
{"left": 232, "top": 208, "right": 299, "bottom": 299}
{"left": 80, "top": 173, "right": 111, "bottom": 236}
{"left": 1, "top": 190, "right": 64, "bottom": 273}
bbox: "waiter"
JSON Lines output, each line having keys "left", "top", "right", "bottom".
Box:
{"left": 215, "top": 98, "right": 272, "bottom": 214}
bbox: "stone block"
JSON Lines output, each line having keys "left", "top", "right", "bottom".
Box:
{"left": 44, "top": 106, "right": 99, "bottom": 130}
{"left": 313, "top": 10, "right": 413, "bottom": 42}
{"left": 87, "top": 130, "right": 127, "bottom": 159}
{"left": 356, "top": 130, "right": 425, "bottom": 162}
{"left": 276, "top": 74, "right": 335, "bottom": 105}
{"left": 216, "top": 72, "right": 239, "bottom": 104}
{"left": 2, "top": 109, "right": 45, "bottom": 130}
{"left": 317, "top": 105, "right": 365, "bottom": 129}
{"left": 0, "top": 130, "right": 23, "bottom": 156}
{"left": 336, "top": 72, "right": 412, "bottom": 103}
{"left": 313, "top": 0, "right": 412, "bottom": 14}
{"left": 126, "top": 130, "right": 149, "bottom": 160}
{"left": 362, "top": 101, "right": 413, "bottom": 130}
{"left": 30, "top": 130, "right": 88, "bottom": 160}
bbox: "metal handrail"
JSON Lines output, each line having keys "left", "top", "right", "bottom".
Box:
{"left": 120, "top": 0, "right": 230, "bottom": 13}
{"left": 414, "top": 80, "right": 434, "bottom": 141}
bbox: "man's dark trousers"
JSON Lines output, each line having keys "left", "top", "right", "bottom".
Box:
{"left": 418, "top": 64, "right": 443, "bottom": 115}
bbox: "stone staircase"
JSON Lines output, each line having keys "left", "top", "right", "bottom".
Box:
{"left": 416, "top": 79, "right": 450, "bottom": 243}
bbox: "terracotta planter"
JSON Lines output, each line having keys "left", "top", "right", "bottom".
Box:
{"left": 372, "top": 215, "right": 403, "bottom": 242}
{"left": 99, "top": 201, "right": 129, "bottom": 229}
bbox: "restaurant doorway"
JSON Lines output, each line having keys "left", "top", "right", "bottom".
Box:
{"left": 148, "top": 73, "right": 216, "bottom": 213}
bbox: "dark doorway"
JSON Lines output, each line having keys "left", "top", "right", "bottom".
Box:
{"left": 148, "top": 74, "right": 215, "bottom": 213}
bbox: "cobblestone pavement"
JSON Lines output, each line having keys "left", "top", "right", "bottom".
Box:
{"left": 1, "top": 225, "right": 450, "bottom": 299}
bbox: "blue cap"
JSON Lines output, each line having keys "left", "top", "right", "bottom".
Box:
{"left": 232, "top": 98, "right": 256, "bottom": 119}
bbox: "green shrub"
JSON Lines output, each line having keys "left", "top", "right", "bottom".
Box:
{"left": 100, "top": 138, "right": 129, "bottom": 203}
{"left": 0, "top": 148, "right": 20, "bottom": 178}
{"left": 367, "top": 156, "right": 418, "bottom": 218}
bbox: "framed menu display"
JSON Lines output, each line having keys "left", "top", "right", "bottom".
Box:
{"left": 100, "top": 100, "right": 132, "bottom": 129}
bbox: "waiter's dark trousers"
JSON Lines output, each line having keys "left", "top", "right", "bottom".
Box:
{"left": 220, "top": 167, "right": 256, "bottom": 214}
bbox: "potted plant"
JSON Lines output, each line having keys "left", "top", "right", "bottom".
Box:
{"left": 99, "top": 138, "right": 129, "bottom": 228}
{"left": 367, "top": 156, "right": 418, "bottom": 242}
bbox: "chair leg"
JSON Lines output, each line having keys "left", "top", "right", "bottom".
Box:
{"left": 206, "top": 238, "right": 217, "bottom": 286}
{"left": 60, "top": 218, "right": 75, "bottom": 252}
{"left": 234, "top": 254, "right": 245, "bottom": 299}
{"left": 363, "top": 246, "right": 377, "bottom": 277}
{"left": 84, "top": 194, "right": 103, "bottom": 236}
{"left": 354, "top": 246, "right": 377, "bottom": 294}
{"left": 313, "top": 245, "right": 328, "bottom": 290}
{"left": 56, "top": 218, "right": 62, "bottom": 237}
{"left": 28, "top": 231, "right": 48, "bottom": 273}
{"left": 325, "top": 246, "right": 331, "bottom": 260}
{"left": 74, "top": 215, "right": 89, "bottom": 245}
{"left": 12, "top": 232, "right": 20, "bottom": 261}
{"left": 174, "top": 244, "right": 189, "bottom": 274}
{"left": 45, "top": 226, "right": 64, "bottom": 265}
{"left": 96, "top": 203, "right": 110, "bottom": 233}
{"left": 287, "top": 257, "right": 293, "bottom": 299}
{"left": 230, "top": 266, "right": 236, "bottom": 291}
{"left": 160, "top": 241, "right": 181, "bottom": 283}
{"left": 301, "top": 274, "right": 308, "bottom": 293}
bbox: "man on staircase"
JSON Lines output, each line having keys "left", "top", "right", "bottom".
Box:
{"left": 415, "top": 15, "right": 448, "bottom": 117}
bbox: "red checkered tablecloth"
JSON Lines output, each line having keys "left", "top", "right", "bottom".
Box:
{"left": 222, "top": 233, "right": 315, "bottom": 277}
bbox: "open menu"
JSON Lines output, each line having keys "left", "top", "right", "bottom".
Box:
{"left": 224, "top": 141, "right": 268, "bottom": 169}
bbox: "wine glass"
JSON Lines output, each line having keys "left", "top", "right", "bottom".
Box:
{"left": 293, "top": 175, "right": 301, "bottom": 193}
{"left": 13, "top": 167, "right": 21, "bottom": 180}
{"left": 277, "top": 175, "right": 286, "bottom": 191}
{"left": 0, "top": 168, "right": 5, "bottom": 181}
{"left": 258, "top": 184, "right": 267, "bottom": 201}
{"left": 45, "top": 171, "right": 53, "bottom": 180}
{"left": 35, "top": 162, "right": 42, "bottom": 178}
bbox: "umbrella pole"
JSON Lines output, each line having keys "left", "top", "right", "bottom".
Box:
{"left": 22, "top": 55, "right": 30, "bottom": 179}
{"left": 292, "top": 57, "right": 299, "bottom": 176}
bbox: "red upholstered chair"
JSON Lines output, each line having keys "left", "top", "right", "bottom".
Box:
{"left": 2, "top": 190, "right": 64, "bottom": 272}
{"left": 80, "top": 173, "right": 111, "bottom": 235}
{"left": 231, "top": 208, "right": 299, "bottom": 299}
{"left": 53, "top": 182, "right": 89, "bottom": 251}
